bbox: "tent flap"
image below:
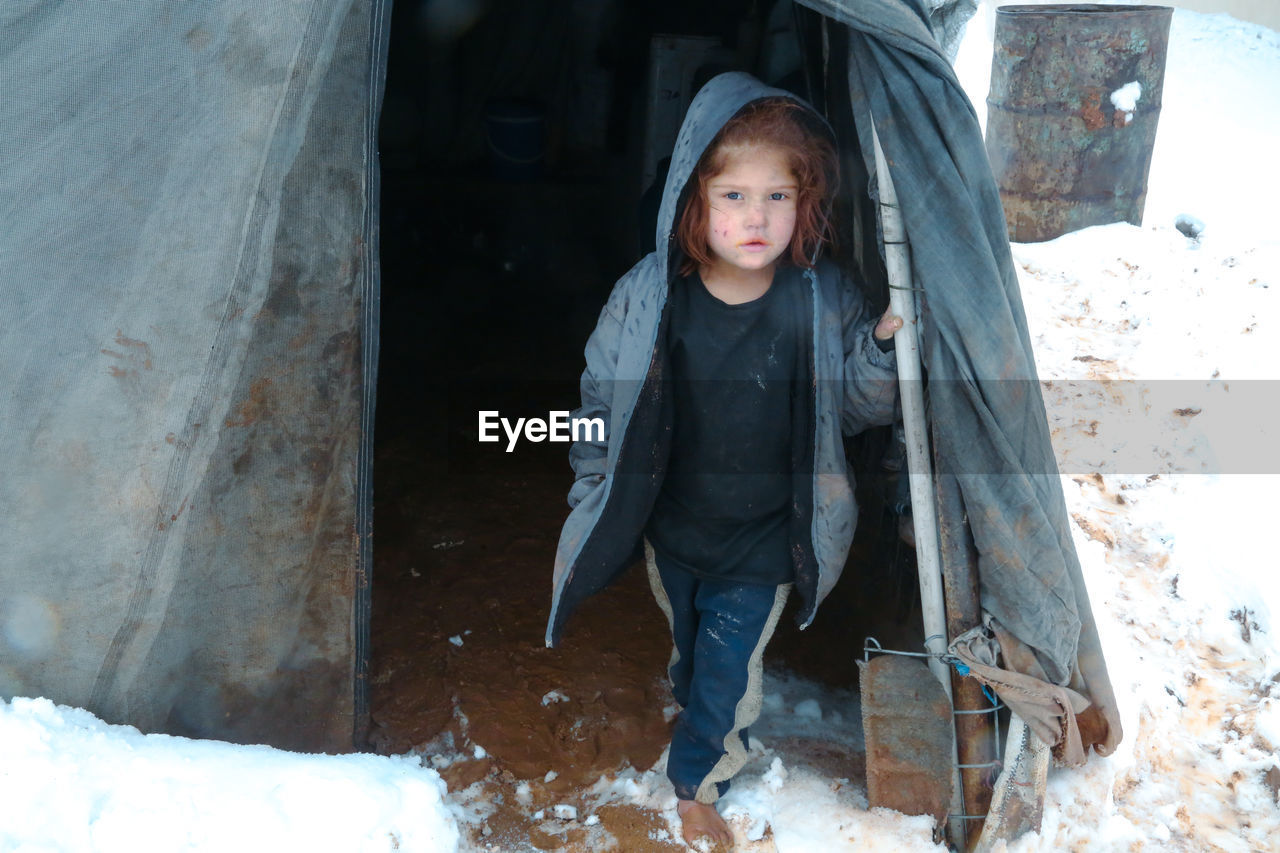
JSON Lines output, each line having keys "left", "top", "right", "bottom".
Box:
{"left": 796, "top": 0, "right": 1122, "bottom": 753}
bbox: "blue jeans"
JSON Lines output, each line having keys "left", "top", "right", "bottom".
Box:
{"left": 645, "top": 542, "right": 791, "bottom": 803}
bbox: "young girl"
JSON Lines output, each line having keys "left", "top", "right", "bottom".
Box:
{"left": 546, "top": 71, "right": 901, "bottom": 848}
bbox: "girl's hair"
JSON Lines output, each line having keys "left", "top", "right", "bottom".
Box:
{"left": 676, "top": 97, "right": 837, "bottom": 276}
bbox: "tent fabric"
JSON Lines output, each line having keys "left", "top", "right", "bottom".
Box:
{"left": 922, "top": 0, "right": 980, "bottom": 63}
{"left": 0, "top": 0, "right": 387, "bottom": 752}
{"left": 794, "top": 0, "right": 1122, "bottom": 753}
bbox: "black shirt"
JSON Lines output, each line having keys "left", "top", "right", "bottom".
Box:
{"left": 645, "top": 265, "right": 806, "bottom": 585}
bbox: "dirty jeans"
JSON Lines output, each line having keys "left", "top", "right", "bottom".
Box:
{"left": 644, "top": 541, "right": 791, "bottom": 804}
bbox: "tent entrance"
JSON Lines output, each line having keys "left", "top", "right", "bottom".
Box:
{"left": 366, "top": 0, "right": 924, "bottom": 780}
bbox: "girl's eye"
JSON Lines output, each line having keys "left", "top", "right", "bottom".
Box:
{"left": 725, "top": 191, "right": 743, "bottom": 200}
{"left": 770, "top": 192, "right": 789, "bottom": 201}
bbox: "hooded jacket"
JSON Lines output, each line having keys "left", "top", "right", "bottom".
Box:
{"left": 546, "top": 72, "right": 898, "bottom": 647}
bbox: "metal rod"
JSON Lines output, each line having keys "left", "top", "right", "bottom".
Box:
{"left": 870, "top": 124, "right": 950, "bottom": 695}
{"left": 935, "top": 442, "right": 999, "bottom": 849}
{"left": 870, "top": 121, "right": 966, "bottom": 846}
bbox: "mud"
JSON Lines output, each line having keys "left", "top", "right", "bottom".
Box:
{"left": 370, "top": 373, "right": 674, "bottom": 781}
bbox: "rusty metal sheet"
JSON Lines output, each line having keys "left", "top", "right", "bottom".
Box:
{"left": 859, "top": 654, "right": 955, "bottom": 833}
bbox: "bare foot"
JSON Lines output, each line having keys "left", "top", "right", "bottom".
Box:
{"left": 677, "top": 798, "right": 734, "bottom": 850}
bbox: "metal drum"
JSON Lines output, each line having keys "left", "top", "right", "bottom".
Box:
{"left": 986, "top": 5, "right": 1173, "bottom": 242}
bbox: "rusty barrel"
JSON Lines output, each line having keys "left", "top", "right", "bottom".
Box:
{"left": 985, "top": 5, "right": 1173, "bottom": 242}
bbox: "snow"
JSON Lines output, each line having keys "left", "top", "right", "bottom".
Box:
{"left": 761, "top": 757, "right": 789, "bottom": 791}
{"left": 1110, "top": 81, "right": 1142, "bottom": 114}
{"left": 4, "top": 7, "right": 1279, "bottom": 853}
{"left": 792, "top": 698, "right": 823, "bottom": 721}
{"left": 0, "top": 696, "right": 458, "bottom": 852}
{"left": 576, "top": 671, "right": 942, "bottom": 851}
{"left": 550, "top": 804, "right": 578, "bottom": 821}
{"left": 1110, "top": 81, "right": 1140, "bottom": 124}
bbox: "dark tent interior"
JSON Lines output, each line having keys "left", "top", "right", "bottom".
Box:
{"left": 367, "top": 0, "right": 930, "bottom": 804}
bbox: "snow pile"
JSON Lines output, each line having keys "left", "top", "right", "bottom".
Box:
{"left": 0, "top": 697, "right": 459, "bottom": 853}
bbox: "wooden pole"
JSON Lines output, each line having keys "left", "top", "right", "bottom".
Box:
{"left": 933, "top": 438, "right": 997, "bottom": 850}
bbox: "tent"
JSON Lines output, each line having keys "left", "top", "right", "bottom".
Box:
{"left": 1, "top": 0, "right": 1119, "bottom": 785}
{"left": 0, "top": 1, "right": 388, "bottom": 753}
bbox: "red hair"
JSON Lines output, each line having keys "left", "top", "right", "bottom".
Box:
{"left": 676, "top": 98, "right": 837, "bottom": 276}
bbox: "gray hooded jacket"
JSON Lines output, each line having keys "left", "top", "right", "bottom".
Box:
{"left": 546, "top": 72, "right": 898, "bottom": 647}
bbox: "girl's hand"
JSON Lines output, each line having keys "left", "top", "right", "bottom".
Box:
{"left": 874, "top": 310, "right": 903, "bottom": 341}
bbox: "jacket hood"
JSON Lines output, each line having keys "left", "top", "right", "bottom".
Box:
{"left": 655, "top": 72, "right": 831, "bottom": 277}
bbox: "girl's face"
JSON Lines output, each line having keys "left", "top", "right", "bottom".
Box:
{"left": 703, "top": 143, "right": 798, "bottom": 283}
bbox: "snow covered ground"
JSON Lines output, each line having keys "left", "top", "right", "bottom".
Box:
{"left": 0, "top": 696, "right": 459, "bottom": 852}
{"left": 3, "top": 7, "right": 1278, "bottom": 852}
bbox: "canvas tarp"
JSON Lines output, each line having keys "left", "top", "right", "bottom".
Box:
{"left": 0, "top": 0, "right": 387, "bottom": 752}
{"left": 796, "top": 0, "right": 1122, "bottom": 755}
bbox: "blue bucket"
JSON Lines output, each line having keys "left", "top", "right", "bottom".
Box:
{"left": 484, "top": 99, "right": 545, "bottom": 182}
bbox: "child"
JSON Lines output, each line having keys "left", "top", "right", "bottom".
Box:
{"left": 546, "top": 71, "right": 901, "bottom": 848}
